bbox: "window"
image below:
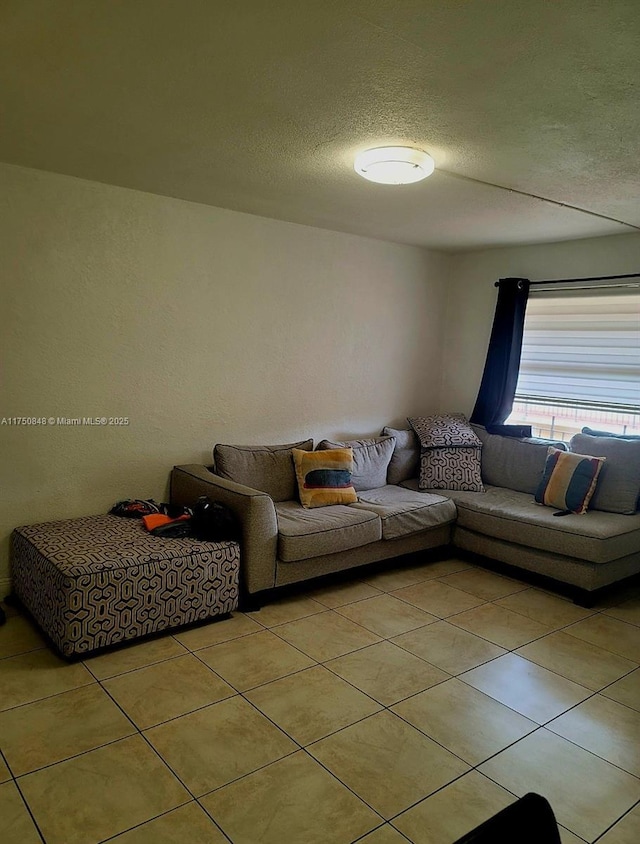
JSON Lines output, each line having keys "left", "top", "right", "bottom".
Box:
{"left": 507, "top": 285, "right": 640, "bottom": 440}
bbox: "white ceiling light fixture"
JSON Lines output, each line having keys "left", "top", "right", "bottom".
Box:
{"left": 354, "top": 146, "right": 435, "bottom": 185}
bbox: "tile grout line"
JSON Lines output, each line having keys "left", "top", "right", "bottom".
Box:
{"left": 162, "top": 623, "right": 463, "bottom": 831}
{"left": 385, "top": 767, "right": 520, "bottom": 833}
{"left": 82, "top": 651, "right": 188, "bottom": 683}
{"left": 9, "top": 731, "right": 141, "bottom": 780}
{"left": 173, "top": 641, "right": 395, "bottom": 819}
{"left": 443, "top": 597, "right": 637, "bottom": 666}
{"left": 379, "top": 586, "right": 639, "bottom": 694}
{"left": 296, "top": 744, "right": 389, "bottom": 826}
{"left": 96, "top": 800, "right": 234, "bottom": 844}
{"left": 2, "top": 568, "right": 638, "bottom": 844}
{"left": 194, "top": 594, "right": 545, "bottom": 826}
{"left": 349, "top": 821, "right": 408, "bottom": 843}
{"left": 185, "top": 629, "right": 314, "bottom": 688}
{"left": 0, "top": 676, "right": 97, "bottom": 715}
{"left": 590, "top": 797, "right": 640, "bottom": 843}
{"left": 265, "top": 609, "right": 386, "bottom": 662}
{"left": 3, "top": 747, "right": 48, "bottom": 844}
{"left": 452, "top": 660, "right": 634, "bottom": 767}
{"left": 320, "top": 646, "right": 453, "bottom": 707}
{"left": 350, "top": 586, "right": 640, "bottom": 781}
{"left": 246, "top": 606, "right": 476, "bottom": 724}
{"left": 15, "top": 673, "right": 198, "bottom": 810}
{"left": 187, "top": 630, "right": 325, "bottom": 696}
{"left": 0, "top": 643, "right": 48, "bottom": 662}
{"left": 91, "top": 677, "right": 238, "bottom": 844}
{"left": 455, "top": 641, "right": 638, "bottom": 710}
{"left": 387, "top": 694, "right": 541, "bottom": 770}
{"left": 541, "top": 722, "right": 640, "bottom": 782}
{"left": 7, "top": 590, "right": 634, "bottom": 782}
{"left": 295, "top": 588, "right": 640, "bottom": 791}
{"left": 448, "top": 666, "right": 640, "bottom": 794}
{"left": 389, "top": 632, "right": 507, "bottom": 676}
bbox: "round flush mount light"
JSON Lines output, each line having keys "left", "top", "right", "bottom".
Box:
{"left": 354, "top": 146, "right": 435, "bottom": 184}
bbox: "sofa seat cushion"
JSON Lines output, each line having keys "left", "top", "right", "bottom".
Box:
{"left": 434, "top": 484, "right": 640, "bottom": 565}
{"left": 275, "top": 501, "right": 381, "bottom": 563}
{"left": 350, "top": 485, "right": 457, "bottom": 540}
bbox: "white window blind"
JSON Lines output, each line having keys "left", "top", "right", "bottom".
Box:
{"left": 515, "top": 288, "right": 640, "bottom": 411}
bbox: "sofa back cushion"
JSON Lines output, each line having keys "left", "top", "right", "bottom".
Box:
{"left": 581, "top": 427, "right": 640, "bottom": 440}
{"left": 472, "top": 424, "right": 567, "bottom": 495}
{"left": 381, "top": 427, "right": 420, "bottom": 485}
{"left": 213, "top": 439, "right": 313, "bottom": 501}
{"left": 569, "top": 432, "right": 640, "bottom": 514}
{"left": 316, "top": 436, "right": 396, "bottom": 491}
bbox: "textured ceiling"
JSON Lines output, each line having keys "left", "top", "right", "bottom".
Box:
{"left": 1, "top": 0, "right": 639, "bottom": 250}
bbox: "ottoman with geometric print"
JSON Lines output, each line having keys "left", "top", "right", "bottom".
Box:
{"left": 10, "top": 514, "right": 240, "bottom": 657}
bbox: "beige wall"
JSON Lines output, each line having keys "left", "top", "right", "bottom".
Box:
{"left": 0, "top": 163, "right": 449, "bottom": 586}
{"left": 441, "top": 232, "right": 640, "bottom": 414}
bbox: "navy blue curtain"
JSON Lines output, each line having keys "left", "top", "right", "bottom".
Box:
{"left": 471, "top": 277, "right": 531, "bottom": 436}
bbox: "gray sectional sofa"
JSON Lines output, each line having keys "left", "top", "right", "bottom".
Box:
{"left": 170, "top": 426, "right": 640, "bottom": 606}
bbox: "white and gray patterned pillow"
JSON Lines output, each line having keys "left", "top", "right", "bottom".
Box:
{"left": 419, "top": 447, "right": 484, "bottom": 491}
{"left": 408, "top": 414, "right": 484, "bottom": 492}
{"left": 408, "top": 414, "right": 482, "bottom": 448}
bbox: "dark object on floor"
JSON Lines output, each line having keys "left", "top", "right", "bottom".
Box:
{"left": 190, "top": 495, "right": 240, "bottom": 541}
{"left": 1, "top": 591, "right": 21, "bottom": 625}
{"left": 453, "top": 792, "right": 561, "bottom": 843}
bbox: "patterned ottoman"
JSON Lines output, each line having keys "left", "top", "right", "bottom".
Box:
{"left": 10, "top": 514, "right": 239, "bottom": 657}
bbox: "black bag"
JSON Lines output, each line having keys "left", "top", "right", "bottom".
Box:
{"left": 190, "top": 496, "right": 240, "bottom": 542}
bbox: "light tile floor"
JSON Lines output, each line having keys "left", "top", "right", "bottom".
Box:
{"left": 1, "top": 557, "right": 639, "bottom": 844}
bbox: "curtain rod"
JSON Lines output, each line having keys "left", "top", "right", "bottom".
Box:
{"left": 494, "top": 272, "right": 640, "bottom": 287}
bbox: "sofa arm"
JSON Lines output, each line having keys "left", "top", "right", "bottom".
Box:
{"left": 170, "top": 464, "right": 278, "bottom": 594}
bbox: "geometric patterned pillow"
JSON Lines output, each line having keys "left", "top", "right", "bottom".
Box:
{"left": 292, "top": 448, "right": 358, "bottom": 509}
{"left": 535, "top": 447, "right": 606, "bottom": 515}
{"left": 408, "top": 414, "right": 482, "bottom": 448}
{"left": 409, "top": 414, "right": 484, "bottom": 491}
{"left": 419, "top": 447, "right": 484, "bottom": 491}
